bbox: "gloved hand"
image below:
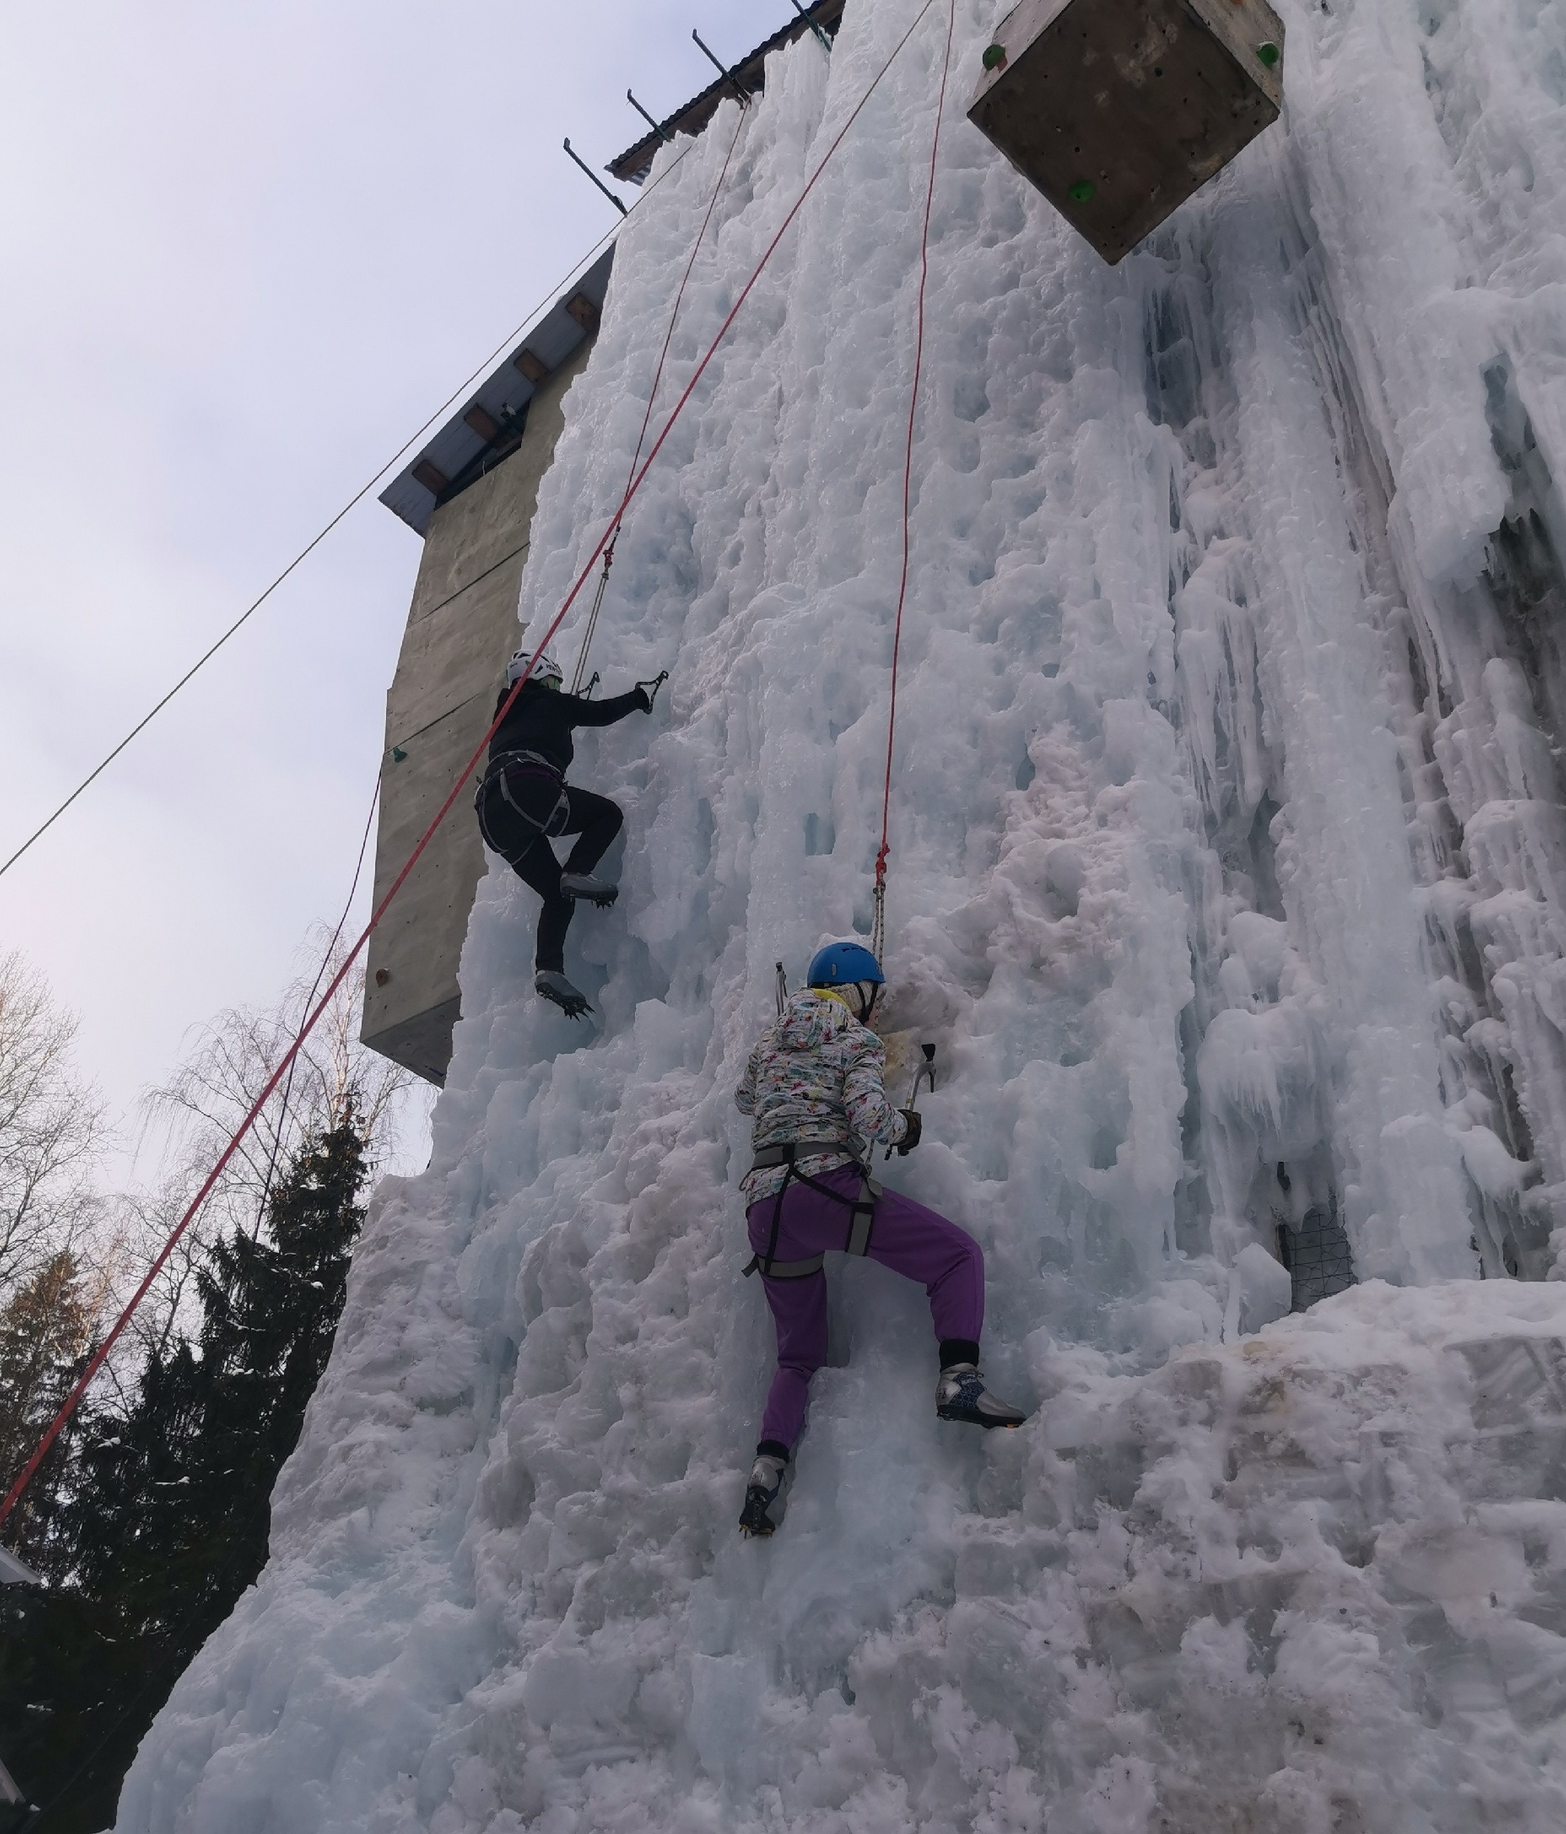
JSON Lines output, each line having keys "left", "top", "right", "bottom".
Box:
{"left": 895, "top": 1107, "right": 923, "bottom": 1155}
{"left": 635, "top": 670, "right": 669, "bottom": 711}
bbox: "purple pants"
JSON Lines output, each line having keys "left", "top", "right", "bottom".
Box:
{"left": 748, "top": 1164, "right": 985, "bottom": 1448}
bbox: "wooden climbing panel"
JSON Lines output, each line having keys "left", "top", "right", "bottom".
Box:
{"left": 967, "top": 0, "right": 1285, "bottom": 264}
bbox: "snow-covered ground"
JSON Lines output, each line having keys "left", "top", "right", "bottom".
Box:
{"left": 117, "top": 0, "right": 1566, "bottom": 1826}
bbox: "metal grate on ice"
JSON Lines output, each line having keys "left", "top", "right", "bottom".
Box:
{"left": 1278, "top": 1202, "right": 1356, "bottom": 1311}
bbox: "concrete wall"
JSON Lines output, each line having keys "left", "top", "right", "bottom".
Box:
{"left": 361, "top": 336, "right": 594, "bottom": 1082}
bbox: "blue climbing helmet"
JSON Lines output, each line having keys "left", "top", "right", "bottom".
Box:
{"left": 807, "top": 941, "right": 884, "bottom": 990}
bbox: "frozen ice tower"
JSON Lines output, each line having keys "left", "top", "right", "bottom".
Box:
{"left": 119, "top": 0, "right": 1566, "bottom": 1826}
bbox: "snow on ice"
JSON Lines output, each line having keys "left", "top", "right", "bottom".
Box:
{"left": 116, "top": 0, "right": 1566, "bottom": 1826}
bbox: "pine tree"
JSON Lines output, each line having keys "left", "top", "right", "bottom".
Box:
{"left": 72, "top": 1114, "right": 367, "bottom": 1617}
{"left": 0, "top": 1251, "right": 95, "bottom": 1576}
{"left": 0, "top": 1116, "right": 369, "bottom": 1834}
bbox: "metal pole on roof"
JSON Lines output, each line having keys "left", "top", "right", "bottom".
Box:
{"left": 562, "top": 138, "right": 629, "bottom": 216}
{"left": 790, "top": 0, "right": 833, "bottom": 53}
{"left": 691, "top": 29, "right": 750, "bottom": 105}
{"left": 627, "top": 90, "right": 673, "bottom": 144}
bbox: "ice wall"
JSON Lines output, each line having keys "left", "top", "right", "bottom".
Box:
{"left": 117, "top": 0, "right": 1566, "bottom": 1827}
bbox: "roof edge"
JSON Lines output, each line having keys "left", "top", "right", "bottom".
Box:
{"left": 607, "top": 0, "right": 847, "bottom": 185}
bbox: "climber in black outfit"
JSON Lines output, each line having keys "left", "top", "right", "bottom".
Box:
{"left": 474, "top": 647, "right": 664, "bottom": 1018}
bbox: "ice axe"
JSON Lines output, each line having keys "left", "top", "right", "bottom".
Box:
{"left": 888, "top": 1042, "right": 937, "bottom": 1160}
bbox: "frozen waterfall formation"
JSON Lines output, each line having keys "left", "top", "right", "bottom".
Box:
{"left": 121, "top": 0, "right": 1566, "bottom": 1828}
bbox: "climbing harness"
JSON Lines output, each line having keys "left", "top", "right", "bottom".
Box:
{"left": 570, "top": 104, "right": 750, "bottom": 693}
{"left": 742, "top": 1142, "right": 882, "bottom": 1279}
{"left": 872, "top": 0, "right": 957, "bottom": 966}
{"left": 474, "top": 751, "right": 571, "bottom": 846}
{"left": 0, "top": 0, "right": 946, "bottom": 1536}
{"left": 473, "top": 673, "right": 658, "bottom": 850}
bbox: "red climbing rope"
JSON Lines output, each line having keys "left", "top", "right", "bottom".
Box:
{"left": 0, "top": 0, "right": 945, "bottom": 1537}
{"left": 872, "top": 0, "right": 956, "bottom": 967}
{"left": 572, "top": 104, "right": 749, "bottom": 692}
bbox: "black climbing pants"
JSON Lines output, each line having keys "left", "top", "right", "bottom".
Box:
{"left": 476, "top": 770, "right": 623, "bottom": 972}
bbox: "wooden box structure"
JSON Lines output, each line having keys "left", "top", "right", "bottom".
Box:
{"left": 966, "top": 0, "right": 1284, "bottom": 264}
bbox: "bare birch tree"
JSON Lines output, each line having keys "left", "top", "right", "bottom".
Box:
{"left": 0, "top": 954, "right": 108, "bottom": 1301}
{"left": 125, "top": 927, "right": 417, "bottom": 1342}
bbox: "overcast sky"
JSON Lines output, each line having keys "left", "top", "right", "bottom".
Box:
{"left": 0, "top": 2, "right": 780, "bottom": 1173}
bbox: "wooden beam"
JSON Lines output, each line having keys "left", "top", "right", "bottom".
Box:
{"left": 412, "top": 459, "right": 449, "bottom": 496}
{"left": 513, "top": 347, "right": 550, "bottom": 384}
{"left": 463, "top": 405, "right": 501, "bottom": 442}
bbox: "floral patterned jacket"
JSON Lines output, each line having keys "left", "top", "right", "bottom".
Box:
{"left": 735, "top": 990, "right": 909, "bottom": 1204}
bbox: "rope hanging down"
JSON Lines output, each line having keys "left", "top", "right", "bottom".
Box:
{"left": 0, "top": 0, "right": 945, "bottom": 1538}
{"left": 571, "top": 102, "right": 750, "bottom": 693}
{"left": 249, "top": 775, "right": 381, "bottom": 1246}
{"left": 872, "top": 0, "right": 957, "bottom": 967}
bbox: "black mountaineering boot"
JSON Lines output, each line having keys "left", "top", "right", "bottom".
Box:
{"left": 559, "top": 872, "right": 618, "bottom": 908}
{"left": 534, "top": 970, "right": 592, "bottom": 1019}
{"left": 936, "top": 1341, "right": 1027, "bottom": 1429}
{"left": 738, "top": 1443, "right": 789, "bottom": 1537}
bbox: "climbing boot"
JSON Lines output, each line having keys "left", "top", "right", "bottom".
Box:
{"left": 559, "top": 872, "right": 618, "bottom": 908}
{"left": 534, "top": 970, "right": 592, "bottom": 1019}
{"left": 738, "top": 1448, "right": 788, "bottom": 1537}
{"left": 936, "top": 1364, "right": 1027, "bottom": 1429}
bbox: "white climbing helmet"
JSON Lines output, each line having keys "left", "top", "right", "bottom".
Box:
{"left": 507, "top": 647, "right": 563, "bottom": 688}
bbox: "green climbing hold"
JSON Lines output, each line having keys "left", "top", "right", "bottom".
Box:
{"left": 392, "top": 745, "right": 408, "bottom": 762}
{"left": 1068, "top": 179, "right": 1095, "bottom": 204}
{"left": 1257, "top": 41, "right": 1280, "bottom": 67}
{"left": 982, "top": 42, "right": 1007, "bottom": 71}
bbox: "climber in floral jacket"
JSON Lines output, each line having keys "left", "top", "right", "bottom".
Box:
{"left": 733, "top": 941, "right": 1028, "bottom": 1537}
